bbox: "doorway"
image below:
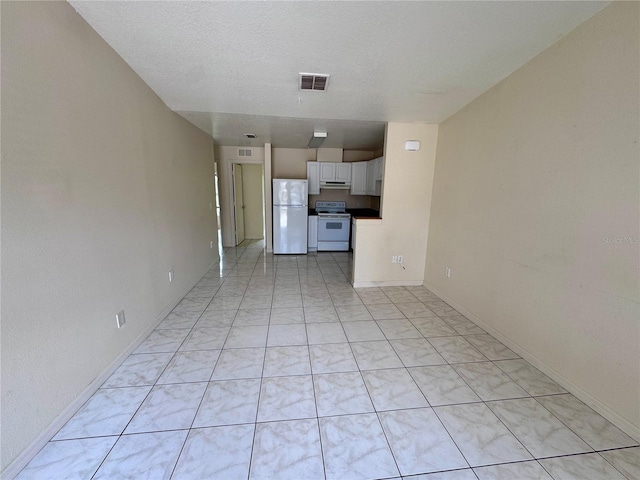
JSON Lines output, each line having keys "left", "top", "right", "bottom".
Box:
{"left": 232, "top": 163, "right": 265, "bottom": 246}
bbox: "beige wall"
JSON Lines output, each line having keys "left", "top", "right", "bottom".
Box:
{"left": 352, "top": 123, "right": 438, "bottom": 287}
{"left": 425, "top": 2, "right": 639, "bottom": 437}
{"left": 241, "top": 164, "right": 265, "bottom": 239}
{"left": 272, "top": 148, "right": 315, "bottom": 179}
{"left": 1, "top": 2, "right": 217, "bottom": 471}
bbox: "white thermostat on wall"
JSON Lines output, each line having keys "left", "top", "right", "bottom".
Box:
{"left": 404, "top": 140, "right": 421, "bottom": 151}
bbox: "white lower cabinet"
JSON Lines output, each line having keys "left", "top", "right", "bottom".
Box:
{"left": 308, "top": 215, "right": 318, "bottom": 250}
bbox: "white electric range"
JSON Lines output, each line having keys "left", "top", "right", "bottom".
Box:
{"left": 315, "top": 201, "right": 351, "bottom": 251}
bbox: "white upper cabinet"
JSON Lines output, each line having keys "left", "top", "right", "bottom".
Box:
{"left": 335, "top": 163, "right": 352, "bottom": 182}
{"left": 350, "top": 162, "right": 368, "bottom": 195}
{"left": 317, "top": 162, "right": 352, "bottom": 185}
{"left": 307, "top": 162, "right": 320, "bottom": 195}
{"left": 365, "top": 160, "right": 376, "bottom": 195}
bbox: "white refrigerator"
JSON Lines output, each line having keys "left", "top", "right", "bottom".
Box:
{"left": 273, "top": 179, "right": 308, "bottom": 254}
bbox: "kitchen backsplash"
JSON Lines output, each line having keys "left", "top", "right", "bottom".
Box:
{"left": 309, "top": 188, "right": 377, "bottom": 209}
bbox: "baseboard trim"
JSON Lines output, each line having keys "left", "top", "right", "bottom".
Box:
{"left": 1, "top": 273, "right": 209, "bottom": 479}
{"left": 423, "top": 281, "right": 640, "bottom": 443}
{"left": 352, "top": 280, "right": 423, "bottom": 288}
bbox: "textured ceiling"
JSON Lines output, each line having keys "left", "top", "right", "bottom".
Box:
{"left": 69, "top": 1, "right": 608, "bottom": 149}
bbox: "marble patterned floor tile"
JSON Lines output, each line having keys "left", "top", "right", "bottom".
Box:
{"left": 434, "top": 403, "right": 532, "bottom": 467}
{"left": 171, "top": 297, "right": 210, "bottom": 316}
{"left": 335, "top": 305, "right": 374, "bottom": 322}
{"left": 124, "top": 382, "right": 207, "bottom": 434}
{"left": 402, "top": 469, "right": 477, "bottom": 480}
{"left": 172, "top": 424, "right": 254, "bottom": 480}
{"left": 487, "top": 398, "right": 591, "bottom": 458}
{"left": 362, "top": 368, "right": 429, "bottom": 411}
{"left": 249, "top": 419, "right": 325, "bottom": 480}
{"left": 54, "top": 386, "right": 151, "bottom": 440}
{"left": 313, "top": 372, "right": 374, "bottom": 417}
{"left": 211, "top": 347, "right": 265, "bottom": 380}
{"left": 350, "top": 341, "right": 404, "bottom": 370}
{"left": 271, "top": 294, "right": 303, "bottom": 308}
{"left": 409, "top": 317, "right": 458, "bottom": 337}
{"left": 304, "top": 306, "right": 340, "bottom": 323}
{"left": 539, "top": 453, "right": 627, "bottom": 480}
{"left": 180, "top": 327, "right": 229, "bottom": 351}
{"left": 423, "top": 301, "right": 459, "bottom": 317}
{"left": 330, "top": 292, "right": 364, "bottom": 306}
{"left": 133, "top": 329, "right": 190, "bottom": 354}
{"left": 600, "top": 447, "right": 640, "bottom": 479}
{"left": 208, "top": 295, "right": 243, "bottom": 310}
{"left": 102, "top": 352, "right": 173, "bottom": 387}
{"left": 453, "top": 362, "right": 529, "bottom": 401}
{"left": 267, "top": 323, "right": 307, "bottom": 346}
{"left": 357, "top": 292, "right": 392, "bottom": 305}
{"left": 319, "top": 413, "right": 400, "bottom": 480}
{"left": 342, "top": 320, "right": 386, "bottom": 342}
{"left": 263, "top": 346, "right": 311, "bottom": 377}
{"left": 473, "top": 460, "right": 553, "bottom": 479}
{"left": 376, "top": 319, "right": 423, "bottom": 340}
{"left": 16, "top": 437, "right": 117, "bottom": 480}
{"left": 224, "top": 325, "right": 268, "bottom": 348}
{"left": 535, "top": 394, "right": 637, "bottom": 450}
{"left": 193, "top": 378, "right": 261, "bottom": 427}
{"left": 306, "top": 322, "right": 348, "bottom": 344}
{"left": 366, "top": 303, "right": 406, "bottom": 320}
{"left": 395, "top": 302, "right": 438, "bottom": 319}
{"left": 302, "top": 294, "right": 334, "bottom": 308}
{"left": 269, "top": 307, "right": 305, "bottom": 324}
{"left": 428, "top": 336, "right": 488, "bottom": 363}
{"left": 464, "top": 334, "right": 519, "bottom": 361}
{"left": 309, "top": 343, "right": 359, "bottom": 374}
{"left": 157, "top": 350, "right": 220, "bottom": 384}
{"left": 390, "top": 338, "right": 447, "bottom": 367}
{"left": 257, "top": 375, "right": 317, "bottom": 422}
{"left": 233, "top": 308, "right": 271, "bottom": 326}
{"left": 408, "top": 365, "right": 481, "bottom": 406}
{"left": 92, "top": 430, "right": 187, "bottom": 480}
{"left": 379, "top": 408, "right": 468, "bottom": 476}
{"left": 494, "top": 359, "right": 567, "bottom": 396}
{"left": 196, "top": 308, "right": 236, "bottom": 327}
{"left": 156, "top": 312, "right": 199, "bottom": 330}
{"left": 442, "top": 315, "right": 485, "bottom": 335}
{"left": 385, "top": 291, "right": 421, "bottom": 304}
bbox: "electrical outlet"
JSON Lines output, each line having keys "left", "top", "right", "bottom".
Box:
{"left": 445, "top": 266, "right": 451, "bottom": 278}
{"left": 169, "top": 270, "right": 174, "bottom": 283}
{"left": 115, "top": 310, "right": 126, "bottom": 328}
{"left": 210, "top": 241, "right": 214, "bottom": 249}
{"left": 392, "top": 256, "right": 397, "bottom": 264}
{"left": 397, "top": 255, "right": 403, "bottom": 264}
{"left": 209, "top": 202, "right": 213, "bottom": 210}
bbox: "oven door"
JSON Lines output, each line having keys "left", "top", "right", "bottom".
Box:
{"left": 317, "top": 217, "right": 350, "bottom": 242}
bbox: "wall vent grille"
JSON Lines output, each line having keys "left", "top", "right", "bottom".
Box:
{"left": 238, "top": 149, "right": 252, "bottom": 157}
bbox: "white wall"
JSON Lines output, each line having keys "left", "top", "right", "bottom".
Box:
{"left": 1, "top": 2, "right": 217, "bottom": 470}
{"left": 425, "top": 2, "right": 639, "bottom": 437}
{"left": 352, "top": 123, "right": 438, "bottom": 287}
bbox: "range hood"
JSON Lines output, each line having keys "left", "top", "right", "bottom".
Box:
{"left": 320, "top": 181, "right": 350, "bottom": 189}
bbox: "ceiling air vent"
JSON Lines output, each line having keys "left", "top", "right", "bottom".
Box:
{"left": 299, "top": 73, "right": 330, "bottom": 91}
{"left": 238, "top": 149, "right": 252, "bottom": 157}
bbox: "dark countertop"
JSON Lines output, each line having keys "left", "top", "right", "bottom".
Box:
{"left": 308, "top": 208, "right": 380, "bottom": 218}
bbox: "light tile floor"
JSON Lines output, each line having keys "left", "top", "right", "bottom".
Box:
{"left": 15, "top": 240, "right": 640, "bottom": 479}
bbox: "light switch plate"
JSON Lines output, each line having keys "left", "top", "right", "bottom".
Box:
{"left": 116, "top": 310, "right": 126, "bottom": 328}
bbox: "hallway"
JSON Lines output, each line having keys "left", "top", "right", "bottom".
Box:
{"left": 15, "top": 241, "right": 639, "bottom": 479}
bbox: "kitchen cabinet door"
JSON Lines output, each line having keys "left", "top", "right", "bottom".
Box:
{"left": 366, "top": 160, "right": 376, "bottom": 195}
{"left": 374, "top": 157, "right": 384, "bottom": 181}
{"left": 307, "top": 162, "right": 320, "bottom": 195}
{"left": 319, "top": 162, "right": 336, "bottom": 182}
{"left": 350, "top": 162, "right": 367, "bottom": 195}
{"left": 335, "top": 163, "right": 352, "bottom": 182}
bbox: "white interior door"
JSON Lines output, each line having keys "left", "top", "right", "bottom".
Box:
{"left": 233, "top": 164, "right": 245, "bottom": 246}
